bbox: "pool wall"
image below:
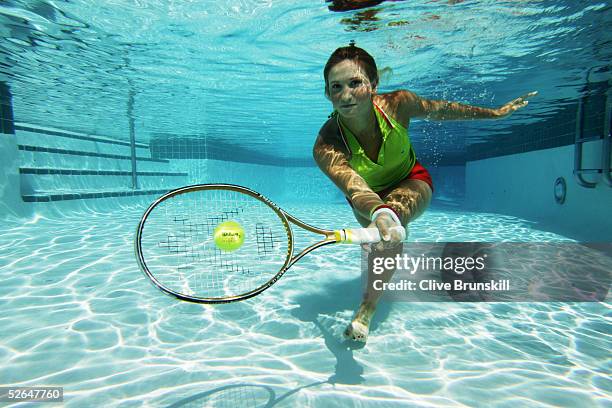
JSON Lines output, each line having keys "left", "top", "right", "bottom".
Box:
{"left": 5, "top": 113, "right": 609, "bottom": 244}
{"left": 466, "top": 141, "right": 611, "bottom": 241}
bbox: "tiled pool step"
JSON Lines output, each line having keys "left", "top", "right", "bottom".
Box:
{"left": 18, "top": 145, "right": 169, "bottom": 163}
{"left": 15, "top": 123, "right": 189, "bottom": 203}
{"left": 19, "top": 168, "right": 187, "bottom": 177}
{"left": 15, "top": 124, "right": 149, "bottom": 149}
{"left": 22, "top": 189, "right": 170, "bottom": 202}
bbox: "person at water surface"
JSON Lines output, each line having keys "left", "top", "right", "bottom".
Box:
{"left": 313, "top": 43, "right": 537, "bottom": 343}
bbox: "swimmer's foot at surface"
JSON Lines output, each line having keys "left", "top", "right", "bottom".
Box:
{"left": 344, "top": 301, "right": 376, "bottom": 343}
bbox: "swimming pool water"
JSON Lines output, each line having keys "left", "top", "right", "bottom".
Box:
{"left": 1, "top": 0, "right": 610, "bottom": 406}
{"left": 0, "top": 202, "right": 609, "bottom": 407}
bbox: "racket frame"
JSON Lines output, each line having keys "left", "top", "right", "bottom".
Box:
{"left": 135, "top": 183, "right": 339, "bottom": 304}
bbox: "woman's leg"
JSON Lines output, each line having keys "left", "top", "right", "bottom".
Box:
{"left": 364, "top": 179, "right": 432, "bottom": 303}
{"left": 384, "top": 178, "right": 433, "bottom": 225}
{"left": 345, "top": 179, "right": 432, "bottom": 342}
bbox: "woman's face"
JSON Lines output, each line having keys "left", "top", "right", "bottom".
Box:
{"left": 327, "top": 59, "right": 376, "bottom": 119}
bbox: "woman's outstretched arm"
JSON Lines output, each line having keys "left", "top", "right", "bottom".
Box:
{"left": 397, "top": 90, "right": 537, "bottom": 121}
{"left": 313, "top": 126, "right": 384, "bottom": 220}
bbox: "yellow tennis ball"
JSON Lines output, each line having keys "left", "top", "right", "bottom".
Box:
{"left": 213, "top": 221, "right": 245, "bottom": 252}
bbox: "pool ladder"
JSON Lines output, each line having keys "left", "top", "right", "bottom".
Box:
{"left": 574, "top": 89, "right": 612, "bottom": 188}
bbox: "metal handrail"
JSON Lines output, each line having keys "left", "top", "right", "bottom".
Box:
{"left": 573, "top": 97, "right": 601, "bottom": 188}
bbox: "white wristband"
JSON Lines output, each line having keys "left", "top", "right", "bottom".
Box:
{"left": 371, "top": 207, "right": 401, "bottom": 226}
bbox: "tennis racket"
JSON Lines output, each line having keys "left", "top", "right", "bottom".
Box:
{"left": 134, "top": 184, "right": 405, "bottom": 304}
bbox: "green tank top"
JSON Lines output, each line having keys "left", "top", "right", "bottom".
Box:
{"left": 334, "top": 102, "right": 416, "bottom": 192}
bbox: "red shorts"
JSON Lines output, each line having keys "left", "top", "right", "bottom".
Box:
{"left": 346, "top": 161, "right": 433, "bottom": 207}
{"left": 400, "top": 160, "right": 434, "bottom": 193}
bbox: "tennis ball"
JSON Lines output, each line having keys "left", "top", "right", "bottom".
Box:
{"left": 213, "top": 221, "right": 245, "bottom": 252}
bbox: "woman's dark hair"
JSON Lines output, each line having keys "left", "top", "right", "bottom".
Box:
{"left": 323, "top": 44, "right": 378, "bottom": 96}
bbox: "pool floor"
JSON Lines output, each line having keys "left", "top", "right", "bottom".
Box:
{"left": 0, "top": 203, "right": 609, "bottom": 407}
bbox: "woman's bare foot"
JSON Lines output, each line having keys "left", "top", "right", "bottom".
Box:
{"left": 344, "top": 301, "right": 376, "bottom": 342}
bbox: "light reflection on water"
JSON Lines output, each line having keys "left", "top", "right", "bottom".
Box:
{"left": 0, "top": 203, "right": 609, "bottom": 407}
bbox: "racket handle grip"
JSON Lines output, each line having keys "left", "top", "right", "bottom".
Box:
{"left": 337, "top": 226, "right": 406, "bottom": 244}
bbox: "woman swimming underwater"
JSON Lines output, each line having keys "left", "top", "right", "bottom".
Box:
{"left": 313, "top": 44, "right": 536, "bottom": 342}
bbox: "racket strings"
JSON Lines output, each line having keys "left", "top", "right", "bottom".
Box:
{"left": 255, "top": 223, "right": 282, "bottom": 257}
{"left": 141, "top": 187, "right": 291, "bottom": 300}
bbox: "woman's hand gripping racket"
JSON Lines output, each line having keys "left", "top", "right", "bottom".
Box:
{"left": 135, "top": 184, "right": 405, "bottom": 303}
